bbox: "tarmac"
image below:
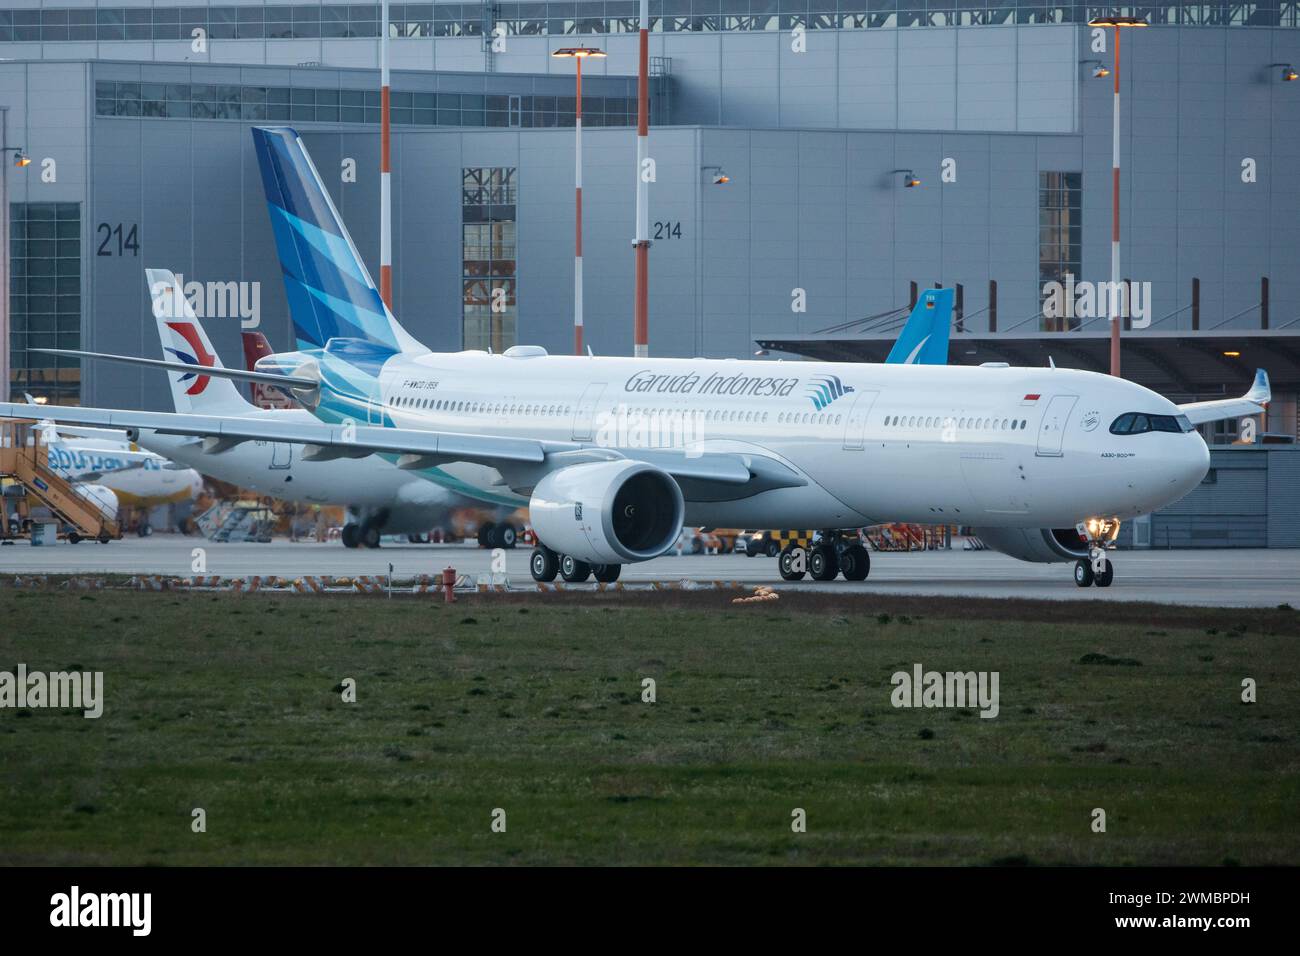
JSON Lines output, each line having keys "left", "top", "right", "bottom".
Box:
{"left": 1, "top": 535, "right": 1297, "bottom": 607}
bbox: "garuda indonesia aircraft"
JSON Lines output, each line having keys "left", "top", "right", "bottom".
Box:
{"left": 12, "top": 127, "right": 1269, "bottom": 588}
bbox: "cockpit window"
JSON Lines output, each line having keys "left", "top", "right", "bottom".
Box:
{"left": 1110, "top": 412, "right": 1195, "bottom": 435}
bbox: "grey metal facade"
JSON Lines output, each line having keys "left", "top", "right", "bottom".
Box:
{"left": 1118, "top": 446, "right": 1300, "bottom": 548}
{"left": 0, "top": 13, "right": 1297, "bottom": 443}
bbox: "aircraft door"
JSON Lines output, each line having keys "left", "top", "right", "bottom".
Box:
{"left": 367, "top": 385, "right": 386, "bottom": 426}
{"left": 841, "top": 390, "right": 880, "bottom": 450}
{"left": 572, "top": 383, "right": 606, "bottom": 441}
{"left": 1036, "top": 395, "right": 1078, "bottom": 457}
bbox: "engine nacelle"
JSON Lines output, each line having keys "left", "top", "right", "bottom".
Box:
{"left": 972, "top": 526, "right": 1090, "bottom": 564}
{"left": 530, "top": 460, "right": 685, "bottom": 564}
{"left": 75, "top": 484, "right": 120, "bottom": 521}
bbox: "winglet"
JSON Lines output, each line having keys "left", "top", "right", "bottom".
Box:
{"left": 1177, "top": 368, "right": 1272, "bottom": 426}
{"left": 1247, "top": 368, "right": 1271, "bottom": 407}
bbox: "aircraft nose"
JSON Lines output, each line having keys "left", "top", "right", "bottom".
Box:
{"left": 1174, "top": 432, "right": 1211, "bottom": 495}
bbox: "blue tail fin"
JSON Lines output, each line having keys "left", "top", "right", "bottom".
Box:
{"left": 885, "top": 288, "right": 954, "bottom": 365}
{"left": 251, "top": 126, "right": 425, "bottom": 354}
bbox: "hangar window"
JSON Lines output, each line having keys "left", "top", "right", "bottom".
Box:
{"left": 463, "top": 167, "right": 517, "bottom": 353}
{"left": 9, "top": 202, "right": 82, "bottom": 404}
{"left": 1039, "top": 171, "right": 1083, "bottom": 332}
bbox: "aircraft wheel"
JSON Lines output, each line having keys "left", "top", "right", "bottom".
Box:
{"left": 778, "top": 545, "right": 806, "bottom": 581}
{"left": 530, "top": 546, "right": 559, "bottom": 582}
{"left": 341, "top": 524, "right": 360, "bottom": 549}
{"left": 1093, "top": 557, "right": 1114, "bottom": 588}
{"left": 559, "top": 554, "right": 592, "bottom": 583}
{"left": 592, "top": 563, "right": 622, "bottom": 583}
{"left": 809, "top": 545, "right": 839, "bottom": 581}
{"left": 361, "top": 524, "right": 381, "bottom": 549}
{"left": 499, "top": 524, "right": 518, "bottom": 549}
{"left": 1074, "top": 559, "right": 1094, "bottom": 588}
{"left": 136, "top": 523, "right": 153, "bottom": 538}
{"left": 477, "top": 522, "right": 495, "bottom": 548}
{"left": 840, "top": 544, "right": 870, "bottom": 581}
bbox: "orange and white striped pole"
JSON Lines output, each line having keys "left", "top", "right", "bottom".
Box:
{"left": 379, "top": 0, "right": 392, "bottom": 309}
{"left": 554, "top": 47, "right": 606, "bottom": 354}
{"left": 633, "top": 0, "right": 650, "bottom": 358}
{"left": 575, "top": 53, "right": 584, "bottom": 355}
{"left": 1109, "top": 23, "right": 1121, "bottom": 377}
{"left": 1090, "top": 15, "right": 1146, "bottom": 376}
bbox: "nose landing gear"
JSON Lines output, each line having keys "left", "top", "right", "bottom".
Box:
{"left": 1074, "top": 518, "right": 1120, "bottom": 588}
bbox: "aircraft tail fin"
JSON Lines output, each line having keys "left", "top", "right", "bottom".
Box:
{"left": 885, "top": 288, "right": 955, "bottom": 365}
{"left": 251, "top": 126, "right": 426, "bottom": 355}
{"left": 146, "top": 269, "right": 255, "bottom": 415}
{"left": 241, "top": 330, "right": 300, "bottom": 409}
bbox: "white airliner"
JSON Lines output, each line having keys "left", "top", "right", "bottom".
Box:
{"left": 31, "top": 419, "right": 200, "bottom": 534}
{"left": 130, "top": 269, "right": 513, "bottom": 549}
{"left": 8, "top": 126, "right": 1269, "bottom": 588}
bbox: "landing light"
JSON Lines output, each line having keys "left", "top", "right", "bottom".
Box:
{"left": 1223, "top": 351, "right": 1241, "bottom": 358}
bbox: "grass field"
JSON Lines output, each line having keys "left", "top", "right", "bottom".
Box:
{"left": 0, "top": 586, "right": 1296, "bottom": 865}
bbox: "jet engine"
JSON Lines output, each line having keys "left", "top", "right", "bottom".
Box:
{"left": 971, "top": 527, "right": 1091, "bottom": 564}
{"left": 75, "top": 484, "right": 120, "bottom": 521}
{"left": 529, "top": 460, "right": 685, "bottom": 565}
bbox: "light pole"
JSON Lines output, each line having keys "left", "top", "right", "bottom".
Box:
{"left": 379, "top": 0, "right": 392, "bottom": 309}
{"left": 633, "top": 0, "right": 650, "bottom": 358}
{"left": 552, "top": 45, "right": 606, "bottom": 356}
{"left": 0, "top": 134, "right": 30, "bottom": 403}
{"left": 1089, "top": 14, "right": 1147, "bottom": 377}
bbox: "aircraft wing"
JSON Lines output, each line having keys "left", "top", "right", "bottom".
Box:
{"left": 1177, "top": 369, "right": 1270, "bottom": 426}
{"left": 0, "top": 402, "right": 779, "bottom": 493}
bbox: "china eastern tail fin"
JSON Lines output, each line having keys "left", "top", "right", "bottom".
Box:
{"left": 146, "top": 269, "right": 252, "bottom": 415}
{"left": 251, "top": 126, "right": 426, "bottom": 355}
{"left": 885, "top": 288, "right": 954, "bottom": 365}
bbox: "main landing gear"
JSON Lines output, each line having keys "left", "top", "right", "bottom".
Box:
{"left": 341, "top": 520, "right": 382, "bottom": 549}
{"left": 777, "top": 532, "right": 870, "bottom": 583}
{"left": 477, "top": 521, "right": 519, "bottom": 550}
{"left": 529, "top": 544, "right": 621, "bottom": 584}
{"left": 1073, "top": 517, "right": 1120, "bottom": 588}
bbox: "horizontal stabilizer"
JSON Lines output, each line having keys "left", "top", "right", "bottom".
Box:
{"left": 33, "top": 348, "right": 318, "bottom": 391}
